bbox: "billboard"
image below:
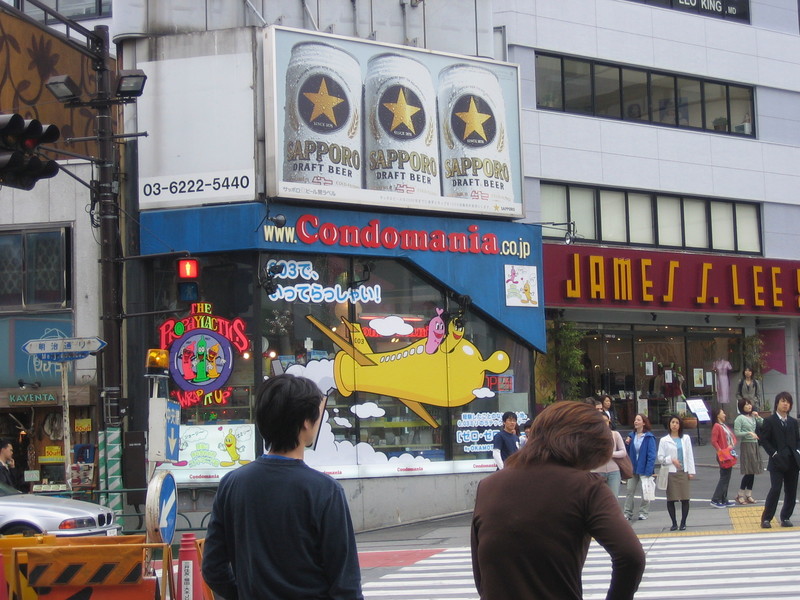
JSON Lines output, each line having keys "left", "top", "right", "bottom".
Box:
{"left": 264, "top": 26, "right": 523, "bottom": 218}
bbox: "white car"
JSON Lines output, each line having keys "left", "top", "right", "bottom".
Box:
{"left": 0, "top": 483, "right": 121, "bottom": 537}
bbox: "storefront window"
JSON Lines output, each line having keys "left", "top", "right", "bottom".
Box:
{"left": 575, "top": 325, "right": 742, "bottom": 428}
{"left": 257, "top": 254, "right": 530, "bottom": 470}
{"left": 0, "top": 229, "right": 69, "bottom": 310}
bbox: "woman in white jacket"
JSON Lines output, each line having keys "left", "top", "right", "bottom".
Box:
{"left": 657, "top": 415, "right": 696, "bottom": 530}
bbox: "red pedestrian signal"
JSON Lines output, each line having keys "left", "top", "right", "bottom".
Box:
{"left": 177, "top": 258, "right": 199, "bottom": 279}
{"left": 176, "top": 258, "right": 200, "bottom": 303}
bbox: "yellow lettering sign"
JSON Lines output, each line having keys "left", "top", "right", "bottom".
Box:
{"left": 613, "top": 258, "right": 632, "bottom": 301}
{"left": 662, "top": 261, "right": 679, "bottom": 303}
{"left": 695, "top": 263, "right": 713, "bottom": 304}
{"left": 589, "top": 256, "right": 605, "bottom": 300}
{"left": 771, "top": 267, "right": 783, "bottom": 307}
{"left": 753, "top": 266, "right": 765, "bottom": 307}
{"left": 641, "top": 259, "right": 654, "bottom": 302}
{"left": 566, "top": 253, "right": 581, "bottom": 298}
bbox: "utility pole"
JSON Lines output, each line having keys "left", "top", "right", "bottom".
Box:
{"left": 92, "top": 25, "right": 123, "bottom": 427}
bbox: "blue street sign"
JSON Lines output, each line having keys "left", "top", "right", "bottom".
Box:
{"left": 145, "top": 471, "right": 178, "bottom": 544}
{"left": 165, "top": 401, "right": 181, "bottom": 462}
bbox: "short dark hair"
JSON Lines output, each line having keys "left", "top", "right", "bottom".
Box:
{"left": 505, "top": 401, "right": 612, "bottom": 471}
{"left": 775, "top": 391, "right": 794, "bottom": 413}
{"left": 738, "top": 397, "right": 753, "bottom": 414}
{"left": 666, "top": 414, "right": 684, "bottom": 438}
{"left": 0, "top": 439, "right": 10, "bottom": 452}
{"left": 522, "top": 419, "right": 533, "bottom": 432}
{"left": 254, "top": 374, "right": 323, "bottom": 453}
{"left": 501, "top": 411, "right": 517, "bottom": 423}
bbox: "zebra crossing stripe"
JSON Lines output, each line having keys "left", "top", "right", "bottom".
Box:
{"left": 362, "top": 531, "right": 800, "bottom": 600}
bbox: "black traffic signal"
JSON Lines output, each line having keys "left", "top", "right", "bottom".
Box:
{"left": 176, "top": 258, "right": 200, "bottom": 303}
{"left": 0, "top": 113, "right": 60, "bottom": 191}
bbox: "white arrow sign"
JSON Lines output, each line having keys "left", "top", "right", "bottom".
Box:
{"left": 22, "top": 337, "right": 107, "bottom": 356}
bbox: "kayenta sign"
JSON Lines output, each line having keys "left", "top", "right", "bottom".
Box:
{"left": 544, "top": 245, "right": 800, "bottom": 314}
{"left": 264, "top": 26, "right": 523, "bottom": 218}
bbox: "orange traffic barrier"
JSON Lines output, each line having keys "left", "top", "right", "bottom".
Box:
{"left": 8, "top": 540, "right": 173, "bottom": 600}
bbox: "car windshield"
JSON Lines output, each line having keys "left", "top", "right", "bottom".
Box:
{"left": 0, "top": 483, "right": 22, "bottom": 497}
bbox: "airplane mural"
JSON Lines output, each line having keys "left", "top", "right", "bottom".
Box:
{"left": 306, "top": 312, "right": 510, "bottom": 428}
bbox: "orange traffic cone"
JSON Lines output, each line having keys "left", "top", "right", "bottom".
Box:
{"left": 178, "top": 533, "right": 203, "bottom": 600}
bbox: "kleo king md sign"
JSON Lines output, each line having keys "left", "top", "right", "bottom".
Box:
{"left": 158, "top": 303, "right": 248, "bottom": 407}
{"left": 264, "top": 26, "right": 523, "bottom": 218}
{"left": 544, "top": 244, "right": 800, "bottom": 314}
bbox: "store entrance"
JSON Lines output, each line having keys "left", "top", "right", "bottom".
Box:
{"left": 579, "top": 325, "right": 741, "bottom": 428}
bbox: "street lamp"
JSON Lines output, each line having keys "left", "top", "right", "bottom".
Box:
{"left": 36, "top": 0, "right": 147, "bottom": 430}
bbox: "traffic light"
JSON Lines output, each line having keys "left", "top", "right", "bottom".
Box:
{"left": 0, "top": 113, "right": 60, "bottom": 191}
{"left": 176, "top": 258, "right": 200, "bottom": 303}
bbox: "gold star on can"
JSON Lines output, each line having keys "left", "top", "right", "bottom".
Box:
{"left": 438, "top": 64, "right": 513, "bottom": 209}
{"left": 283, "top": 42, "right": 363, "bottom": 189}
{"left": 365, "top": 53, "right": 440, "bottom": 198}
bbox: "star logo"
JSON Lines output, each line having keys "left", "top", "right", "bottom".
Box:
{"left": 451, "top": 94, "right": 495, "bottom": 147}
{"left": 298, "top": 75, "right": 349, "bottom": 133}
{"left": 378, "top": 85, "right": 425, "bottom": 139}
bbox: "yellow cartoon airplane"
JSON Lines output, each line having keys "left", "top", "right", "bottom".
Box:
{"left": 306, "top": 314, "right": 510, "bottom": 428}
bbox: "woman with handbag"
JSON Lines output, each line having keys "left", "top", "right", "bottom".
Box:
{"left": 657, "top": 415, "right": 696, "bottom": 530}
{"left": 711, "top": 408, "right": 738, "bottom": 508}
{"left": 592, "top": 412, "right": 629, "bottom": 498}
{"left": 733, "top": 397, "right": 764, "bottom": 503}
{"left": 624, "top": 414, "right": 657, "bottom": 521}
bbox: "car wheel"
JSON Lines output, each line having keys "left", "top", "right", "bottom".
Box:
{"left": 2, "top": 524, "right": 41, "bottom": 536}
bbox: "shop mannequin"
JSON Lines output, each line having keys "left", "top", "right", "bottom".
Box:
{"left": 713, "top": 358, "right": 733, "bottom": 404}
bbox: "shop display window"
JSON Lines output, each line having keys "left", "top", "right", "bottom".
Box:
{"left": 259, "top": 254, "right": 531, "bottom": 468}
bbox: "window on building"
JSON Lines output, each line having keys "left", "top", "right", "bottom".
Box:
{"left": 536, "top": 52, "right": 755, "bottom": 137}
{"left": 16, "top": 0, "right": 110, "bottom": 22}
{"left": 542, "top": 182, "right": 762, "bottom": 254}
{"left": 0, "top": 229, "right": 70, "bottom": 310}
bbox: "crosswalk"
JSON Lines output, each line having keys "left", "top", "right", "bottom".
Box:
{"left": 362, "top": 530, "right": 800, "bottom": 599}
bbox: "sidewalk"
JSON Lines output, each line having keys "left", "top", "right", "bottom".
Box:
{"left": 357, "top": 429, "right": 780, "bottom": 553}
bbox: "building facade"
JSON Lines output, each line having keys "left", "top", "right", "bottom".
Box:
{"left": 3, "top": 0, "right": 800, "bottom": 529}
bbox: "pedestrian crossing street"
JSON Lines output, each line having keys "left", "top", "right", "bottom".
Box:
{"left": 362, "top": 530, "right": 800, "bottom": 599}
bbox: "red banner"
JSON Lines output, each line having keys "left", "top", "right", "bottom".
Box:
{"left": 543, "top": 244, "right": 800, "bottom": 315}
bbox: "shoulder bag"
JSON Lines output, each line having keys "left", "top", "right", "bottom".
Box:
{"left": 716, "top": 447, "right": 737, "bottom": 469}
{"left": 613, "top": 454, "right": 634, "bottom": 480}
{"left": 656, "top": 465, "right": 669, "bottom": 490}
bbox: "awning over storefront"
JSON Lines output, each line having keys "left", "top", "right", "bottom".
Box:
{"left": 141, "top": 201, "right": 546, "bottom": 351}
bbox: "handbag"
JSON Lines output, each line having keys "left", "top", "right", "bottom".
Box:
{"left": 613, "top": 454, "right": 634, "bottom": 480}
{"left": 656, "top": 466, "right": 669, "bottom": 490}
{"left": 717, "top": 447, "right": 738, "bottom": 469}
{"left": 641, "top": 475, "right": 656, "bottom": 501}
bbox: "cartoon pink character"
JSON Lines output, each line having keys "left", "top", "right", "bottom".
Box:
{"left": 181, "top": 342, "right": 196, "bottom": 380}
{"left": 425, "top": 308, "right": 446, "bottom": 354}
{"left": 505, "top": 266, "right": 519, "bottom": 284}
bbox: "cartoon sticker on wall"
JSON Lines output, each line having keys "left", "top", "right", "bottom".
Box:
{"left": 504, "top": 264, "right": 538, "bottom": 307}
{"left": 305, "top": 310, "right": 510, "bottom": 427}
{"left": 167, "top": 424, "right": 255, "bottom": 470}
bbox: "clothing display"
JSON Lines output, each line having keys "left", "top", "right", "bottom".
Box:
{"left": 713, "top": 359, "right": 733, "bottom": 404}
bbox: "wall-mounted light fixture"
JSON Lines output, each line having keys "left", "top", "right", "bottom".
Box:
{"left": 651, "top": 313, "right": 658, "bottom": 322}
{"left": 17, "top": 379, "right": 41, "bottom": 390}
{"left": 532, "top": 221, "right": 577, "bottom": 245}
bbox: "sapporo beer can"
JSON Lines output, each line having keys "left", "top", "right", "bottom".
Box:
{"left": 365, "top": 53, "right": 440, "bottom": 196}
{"left": 283, "top": 42, "right": 363, "bottom": 189}
{"left": 438, "top": 64, "right": 514, "bottom": 208}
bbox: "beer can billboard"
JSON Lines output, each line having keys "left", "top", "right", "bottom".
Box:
{"left": 265, "top": 26, "right": 523, "bottom": 218}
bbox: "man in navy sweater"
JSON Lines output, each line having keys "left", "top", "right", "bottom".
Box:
{"left": 202, "top": 374, "right": 363, "bottom": 599}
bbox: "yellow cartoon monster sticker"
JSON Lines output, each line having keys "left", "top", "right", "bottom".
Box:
{"left": 306, "top": 313, "right": 510, "bottom": 428}
{"left": 219, "top": 428, "right": 253, "bottom": 467}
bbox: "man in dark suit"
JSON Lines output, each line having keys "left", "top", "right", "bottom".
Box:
{"left": 0, "top": 439, "right": 18, "bottom": 490}
{"left": 759, "top": 391, "right": 800, "bottom": 528}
